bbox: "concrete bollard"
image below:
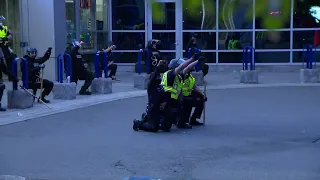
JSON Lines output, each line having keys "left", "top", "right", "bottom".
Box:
{"left": 191, "top": 71, "right": 204, "bottom": 86}
{"left": 52, "top": 82, "right": 77, "bottom": 100}
{"left": 7, "top": 89, "right": 34, "bottom": 109}
{"left": 300, "top": 68, "right": 320, "bottom": 83}
{"left": 134, "top": 73, "right": 149, "bottom": 90}
{"left": 91, "top": 78, "right": 112, "bottom": 94}
{"left": 240, "top": 70, "right": 259, "bottom": 84}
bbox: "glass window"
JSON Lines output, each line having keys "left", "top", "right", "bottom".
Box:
{"left": 97, "top": 32, "right": 109, "bottom": 50}
{"left": 255, "top": 51, "right": 290, "bottom": 63}
{"left": 112, "top": 32, "right": 145, "bottom": 50}
{"left": 183, "top": 0, "right": 216, "bottom": 30}
{"left": 219, "top": 52, "right": 242, "bottom": 63}
{"left": 80, "top": 31, "right": 95, "bottom": 50}
{"left": 293, "top": 30, "right": 316, "bottom": 49}
{"left": 183, "top": 32, "right": 216, "bottom": 52}
{"left": 218, "top": 0, "right": 253, "bottom": 29}
{"left": 96, "top": 0, "right": 107, "bottom": 31}
{"left": 197, "top": 52, "right": 216, "bottom": 63}
{"left": 152, "top": 2, "right": 175, "bottom": 30}
{"left": 294, "top": 0, "right": 320, "bottom": 28}
{"left": 112, "top": 52, "right": 139, "bottom": 63}
{"left": 218, "top": 31, "right": 253, "bottom": 50}
{"left": 112, "top": 0, "right": 145, "bottom": 30}
{"left": 152, "top": 33, "right": 175, "bottom": 50}
{"left": 80, "top": 0, "right": 94, "bottom": 31}
{"left": 255, "top": 31, "right": 290, "bottom": 49}
{"left": 293, "top": 51, "right": 320, "bottom": 63}
{"left": 66, "top": 0, "right": 75, "bottom": 31}
{"left": 255, "top": 0, "right": 291, "bottom": 29}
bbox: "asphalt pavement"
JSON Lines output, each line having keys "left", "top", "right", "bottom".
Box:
{"left": 0, "top": 86, "right": 320, "bottom": 180}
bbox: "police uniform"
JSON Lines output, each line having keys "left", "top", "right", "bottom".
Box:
{"left": 144, "top": 39, "right": 161, "bottom": 73}
{"left": 70, "top": 42, "right": 94, "bottom": 95}
{"left": 181, "top": 73, "right": 205, "bottom": 126}
{"left": 160, "top": 68, "right": 187, "bottom": 129}
{"left": 133, "top": 65, "right": 167, "bottom": 132}
{"left": 23, "top": 47, "right": 53, "bottom": 103}
{"left": 0, "top": 24, "right": 14, "bottom": 80}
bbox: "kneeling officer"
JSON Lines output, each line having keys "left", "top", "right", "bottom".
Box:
{"left": 23, "top": 47, "right": 53, "bottom": 103}
{"left": 181, "top": 67, "right": 207, "bottom": 126}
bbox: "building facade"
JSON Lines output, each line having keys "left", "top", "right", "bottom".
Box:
{"left": 0, "top": 0, "right": 320, "bottom": 79}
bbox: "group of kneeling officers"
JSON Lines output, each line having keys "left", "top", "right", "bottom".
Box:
{"left": 133, "top": 40, "right": 207, "bottom": 132}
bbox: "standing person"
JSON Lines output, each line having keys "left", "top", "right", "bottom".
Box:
{"left": 0, "top": 15, "right": 15, "bottom": 81}
{"left": 23, "top": 47, "right": 53, "bottom": 103}
{"left": 160, "top": 53, "right": 199, "bottom": 130}
{"left": 70, "top": 40, "right": 94, "bottom": 95}
{"left": 100, "top": 41, "right": 118, "bottom": 80}
{"left": 0, "top": 52, "right": 18, "bottom": 111}
{"left": 132, "top": 60, "right": 168, "bottom": 132}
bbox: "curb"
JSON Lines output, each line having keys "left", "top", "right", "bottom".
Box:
{"left": 0, "top": 175, "right": 25, "bottom": 180}
{"left": 0, "top": 83, "right": 319, "bottom": 126}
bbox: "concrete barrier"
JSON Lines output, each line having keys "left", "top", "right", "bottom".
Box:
{"left": 91, "top": 78, "right": 112, "bottom": 94}
{"left": 300, "top": 69, "right": 320, "bottom": 83}
{"left": 7, "top": 89, "right": 34, "bottom": 109}
{"left": 52, "top": 82, "right": 77, "bottom": 100}
{"left": 240, "top": 70, "right": 259, "bottom": 84}
{"left": 134, "top": 73, "right": 149, "bottom": 89}
{"left": 191, "top": 71, "right": 204, "bottom": 86}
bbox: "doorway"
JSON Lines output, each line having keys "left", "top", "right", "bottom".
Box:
{"left": 146, "top": 0, "right": 182, "bottom": 60}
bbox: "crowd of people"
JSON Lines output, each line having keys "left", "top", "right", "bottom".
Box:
{"left": 0, "top": 14, "right": 209, "bottom": 122}
{"left": 133, "top": 39, "right": 207, "bottom": 132}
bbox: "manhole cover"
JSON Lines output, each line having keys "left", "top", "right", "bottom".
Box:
{"left": 312, "top": 138, "right": 320, "bottom": 144}
{"left": 0, "top": 175, "right": 25, "bottom": 180}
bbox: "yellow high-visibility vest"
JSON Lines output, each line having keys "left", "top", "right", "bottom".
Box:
{"left": 161, "top": 70, "right": 183, "bottom": 100}
{"left": 182, "top": 74, "right": 195, "bottom": 96}
{"left": 0, "top": 26, "right": 8, "bottom": 38}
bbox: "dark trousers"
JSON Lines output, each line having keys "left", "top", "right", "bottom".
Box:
{"left": 139, "top": 103, "right": 163, "bottom": 132}
{"left": 182, "top": 92, "right": 204, "bottom": 124}
{"left": 139, "top": 103, "right": 176, "bottom": 132}
{"left": 0, "top": 80, "right": 5, "bottom": 105}
{"left": 30, "top": 79, "right": 54, "bottom": 98}
{"left": 72, "top": 70, "right": 94, "bottom": 92}
{"left": 201, "top": 64, "right": 209, "bottom": 76}
{"left": 108, "top": 64, "right": 117, "bottom": 77}
{"left": 1, "top": 46, "right": 14, "bottom": 81}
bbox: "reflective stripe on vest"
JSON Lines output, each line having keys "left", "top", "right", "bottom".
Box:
{"left": 0, "top": 26, "right": 8, "bottom": 38}
{"left": 182, "top": 74, "right": 195, "bottom": 96}
{"left": 161, "top": 71, "right": 183, "bottom": 100}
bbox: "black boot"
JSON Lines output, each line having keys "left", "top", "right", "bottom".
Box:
{"left": 177, "top": 123, "right": 192, "bottom": 129}
{"left": 0, "top": 103, "right": 6, "bottom": 111}
{"left": 189, "top": 116, "right": 203, "bottom": 126}
{"left": 133, "top": 119, "right": 142, "bottom": 131}
{"left": 39, "top": 97, "right": 50, "bottom": 103}
{"left": 79, "top": 86, "right": 91, "bottom": 95}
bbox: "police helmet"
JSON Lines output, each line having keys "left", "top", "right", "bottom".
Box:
{"left": 0, "top": 16, "right": 5, "bottom": 22}
{"left": 26, "top": 47, "right": 38, "bottom": 57}
{"left": 168, "top": 58, "right": 185, "bottom": 69}
{"left": 147, "top": 39, "right": 161, "bottom": 48}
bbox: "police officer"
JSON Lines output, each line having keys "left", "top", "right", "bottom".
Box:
{"left": 0, "top": 51, "right": 18, "bottom": 111}
{"left": 144, "top": 39, "right": 161, "bottom": 73}
{"left": 133, "top": 60, "right": 168, "bottom": 132}
{"left": 70, "top": 40, "right": 94, "bottom": 95}
{"left": 181, "top": 69, "right": 207, "bottom": 126}
{"left": 160, "top": 53, "right": 199, "bottom": 130}
{"left": 0, "top": 16, "right": 15, "bottom": 81}
{"left": 23, "top": 47, "right": 53, "bottom": 103}
{"left": 100, "top": 41, "right": 117, "bottom": 80}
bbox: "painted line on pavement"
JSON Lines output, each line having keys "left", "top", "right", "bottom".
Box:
{"left": 0, "top": 83, "right": 319, "bottom": 126}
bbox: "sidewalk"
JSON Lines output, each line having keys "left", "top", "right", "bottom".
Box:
{"left": 0, "top": 70, "right": 305, "bottom": 125}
